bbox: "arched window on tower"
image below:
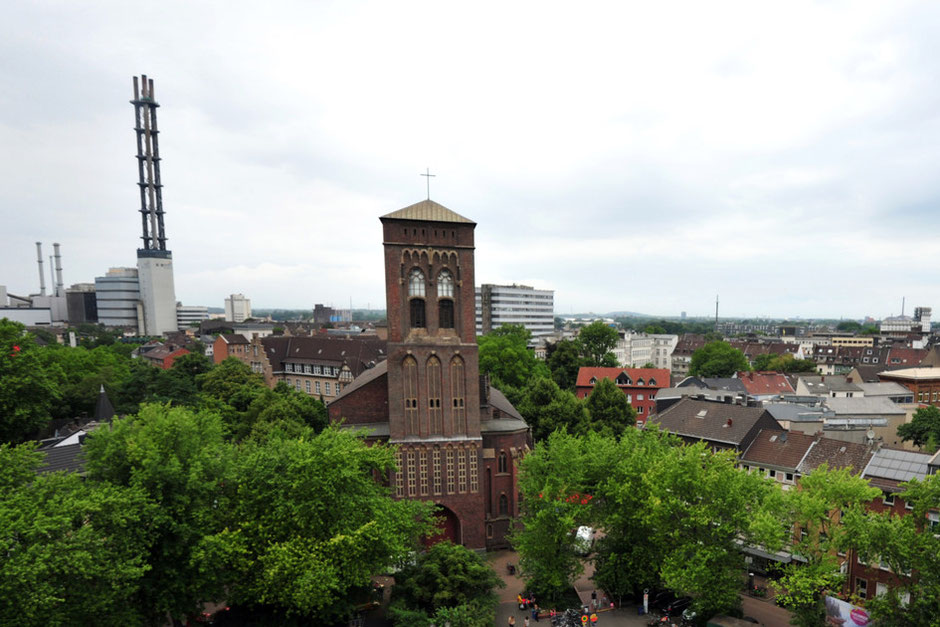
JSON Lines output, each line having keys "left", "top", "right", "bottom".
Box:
{"left": 409, "top": 269, "right": 426, "bottom": 328}
{"left": 427, "top": 356, "right": 443, "bottom": 435}
{"left": 438, "top": 270, "right": 455, "bottom": 329}
{"left": 498, "top": 450, "right": 508, "bottom": 474}
{"left": 499, "top": 493, "right": 509, "bottom": 516}
{"left": 403, "top": 356, "right": 419, "bottom": 435}
{"left": 451, "top": 356, "right": 466, "bottom": 434}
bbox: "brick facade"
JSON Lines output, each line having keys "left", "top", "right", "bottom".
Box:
{"left": 328, "top": 200, "right": 530, "bottom": 550}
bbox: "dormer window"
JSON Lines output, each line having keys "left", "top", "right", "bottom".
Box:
{"left": 589, "top": 377, "right": 597, "bottom": 385}
{"left": 648, "top": 378, "right": 657, "bottom": 386}
{"left": 636, "top": 378, "right": 645, "bottom": 386}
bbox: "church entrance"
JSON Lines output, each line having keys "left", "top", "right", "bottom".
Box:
{"left": 424, "top": 504, "right": 461, "bottom": 547}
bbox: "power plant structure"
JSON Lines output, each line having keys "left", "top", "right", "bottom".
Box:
{"left": 93, "top": 74, "right": 178, "bottom": 335}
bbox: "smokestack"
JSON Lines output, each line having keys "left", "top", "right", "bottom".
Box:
{"left": 35, "top": 242, "right": 46, "bottom": 296}
{"left": 53, "top": 243, "right": 64, "bottom": 297}
{"left": 48, "top": 255, "right": 55, "bottom": 296}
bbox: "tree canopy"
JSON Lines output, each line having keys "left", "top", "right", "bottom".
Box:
{"left": 897, "top": 405, "right": 940, "bottom": 451}
{"left": 577, "top": 321, "right": 620, "bottom": 366}
{"left": 752, "top": 353, "right": 817, "bottom": 373}
{"left": 583, "top": 378, "right": 636, "bottom": 435}
{"left": 689, "top": 340, "right": 750, "bottom": 377}
{"left": 477, "top": 324, "right": 549, "bottom": 390}
{"left": 0, "top": 319, "right": 61, "bottom": 442}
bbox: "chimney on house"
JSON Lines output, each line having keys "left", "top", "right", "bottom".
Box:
{"left": 724, "top": 418, "right": 733, "bottom": 427}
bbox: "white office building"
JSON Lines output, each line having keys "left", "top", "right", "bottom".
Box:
{"left": 176, "top": 304, "right": 209, "bottom": 329}
{"left": 225, "top": 293, "right": 252, "bottom": 323}
{"left": 475, "top": 284, "right": 554, "bottom": 339}
{"left": 95, "top": 268, "right": 142, "bottom": 329}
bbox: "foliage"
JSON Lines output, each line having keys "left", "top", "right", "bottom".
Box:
{"left": 751, "top": 353, "right": 817, "bottom": 373}
{"left": 850, "top": 474, "right": 940, "bottom": 627}
{"left": 389, "top": 541, "right": 503, "bottom": 626}
{"left": 577, "top": 321, "right": 620, "bottom": 366}
{"left": 689, "top": 341, "right": 750, "bottom": 377}
{"left": 209, "top": 427, "right": 434, "bottom": 621}
{"left": 36, "top": 344, "right": 132, "bottom": 420}
{"left": 546, "top": 339, "right": 586, "bottom": 391}
{"left": 584, "top": 377, "right": 636, "bottom": 435}
{"left": 897, "top": 404, "right": 940, "bottom": 450}
{"left": 774, "top": 464, "right": 880, "bottom": 627}
{"left": 836, "top": 321, "right": 862, "bottom": 332}
{"left": 644, "top": 325, "right": 667, "bottom": 335}
{"left": 514, "top": 377, "right": 589, "bottom": 441}
{"left": 0, "top": 318, "right": 60, "bottom": 442}
{"left": 0, "top": 443, "right": 153, "bottom": 626}
{"left": 477, "top": 324, "right": 549, "bottom": 390}
{"left": 84, "top": 404, "right": 236, "bottom": 623}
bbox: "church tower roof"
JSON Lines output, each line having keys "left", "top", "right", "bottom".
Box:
{"left": 381, "top": 199, "right": 475, "bottom": 225}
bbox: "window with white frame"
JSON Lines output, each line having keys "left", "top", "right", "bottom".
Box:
{"left": 883, "top": 492, "right": 895, "bottom": 507}
{"left": 856, "top": 578, "right": 867, "bottom": 599}
{"left": 315, "top": 381, "right": 321, "bottom": 395}
{"left": 325, "top": 382, "right": 332, "bottom": 395}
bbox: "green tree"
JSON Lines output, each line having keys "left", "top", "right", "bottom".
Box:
{"left": 689, "top": 341, "right": 750, "bottom": 377}
{"left": 0, "top": 443, "right": 153, "bottom": 626}
{"left": 584, "top": 377, "right": 636, "bottom": 435}
{"left": 389, "top": 541, "right": 504, "bottom": 627}
{"left": 577, "top": 321, "right": 620, "bottom": 366}
{"left": 36, "top": 344, "right": 132, "bottom": 421}
{"left": 513, "top": 430, "right": 618, "bottom": 603}
{"left": 514, "top": 377, "right": 589, "bottom": 442}
{"left": 752, "top": 353, "right": 818, "bottom": 373}
{"left": 209, "top": 427, "right": 434, "bottom": 621}
{"left": 644, "top": 324, "right": 667, "bottom": 335}
{"left": 170, "top": 350, "right": 212, "bottom": 382}
{"left": 236, "top": 383, "right": 329, "bottom": 441}
{"left": 477, "top": 324, "right": 549, "bottom": 390}
{"left": 836, "top": 321, "right": 862, "bottom": 332}
{"left": 775, "top": 464, "right": 880, "bottom": 627}
{"left": 0, "top": 318, "right": 60, "bottom": 442}
{"left": 546, "top": 338, "right": 586, "bottom": 391}
{"left": 897, "top": 405, "right": 940, "bottom": 450}
{"left": 84, "top": 405, "right": 236, "bottom": 624}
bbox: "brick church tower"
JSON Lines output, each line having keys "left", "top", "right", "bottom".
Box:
{"left": 329, "top": 198, "right": 530, "bottom": 550}
{"left": 381, "top": 200, "right": 486, "bottom": 547}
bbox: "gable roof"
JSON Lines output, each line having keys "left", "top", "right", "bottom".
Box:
{"left": 261, "top": 335, "right": 386, "bottom": 376}
{"left": 798, "top": 437, "right": 873, "bottom": 475}
{"left": 38, "top": 443, "right": 86, "bottom": 474}
{"left": 653, "top": 398, "right": 780, "bottom": 446}
{"left": 575, "top": 367, "right": 670, "bottom": 388}
{"left": 330, "top": 359, "right": 388, "bottom": 403}
{"left": 740, "top": 429, "right": 816, "bottom": 470}
{"left": 736, "top": 371, "right": 795, "bottom": 396}
{"left": 380, "top": 199, "right": 475, "bottom": 224}
{"left": 220, "top": 333, "right": 249, "bottom": 345}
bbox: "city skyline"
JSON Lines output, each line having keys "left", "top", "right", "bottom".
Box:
{"left": 3, "top": 2, "right": 940, "bottom": 319}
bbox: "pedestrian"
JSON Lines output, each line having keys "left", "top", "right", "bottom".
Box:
{"left": 591, "top": 590, "right": 597, "bottom": 610}
{"left": 524, "top": 617, "right": 530, "bottom": 627}
{"left": 533, "top": 604, "right": 540, "bottom": 622}
{"left": 508, "top": 615, "right": 515, "bottom": 627}
{"left": 517, "top": 594, "right": 524, "bottom": 611}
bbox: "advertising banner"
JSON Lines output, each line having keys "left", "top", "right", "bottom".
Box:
{"left": 824, "top": 595, "right": 872, "bottom": 626}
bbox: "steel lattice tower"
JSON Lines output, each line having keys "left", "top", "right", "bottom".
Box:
{"left": 132, "top": 75, "right": 167, "bottom": 252}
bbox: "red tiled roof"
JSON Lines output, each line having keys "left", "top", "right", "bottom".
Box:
{"left": 575, "top": 367, "right": 671, "bottom": 388}
{"left": 735, "top": 371, "right": 795, "bottom": 396}
{"left": 798, "top": 438, "right": 873, "bottom": 475}
{"left": 885, "top": 347, "right": 928, "bottom": 366}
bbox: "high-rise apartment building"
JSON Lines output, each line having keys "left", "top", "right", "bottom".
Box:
{"left": 475, "top": 284, "right": 554, "bottom": 339}
{"left": 224, "top": 293, "right": 252, "bottom": 323}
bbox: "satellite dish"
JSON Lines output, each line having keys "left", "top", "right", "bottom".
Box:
{"left": 867, "top": 429, "right": 876, "bottom": 440}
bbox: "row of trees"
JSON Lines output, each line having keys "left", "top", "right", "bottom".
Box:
{"left": 689, "top": 340, "right": 817, "bottom": 378}
{"left": 512, "top": 428, "right": 940, "bottom": 627}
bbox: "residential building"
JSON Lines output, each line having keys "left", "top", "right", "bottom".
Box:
{"left": 140, "top": 345, "right": 190, "bottom": 370}
{"left": 651, "top": 397, "right": 782, "bottom": 453}
{"left": 740, "top": 429, "right": 816, "bottom": 491}
{"left": 475, "top": 283, "right": 554, "bottom": 340}
{"left": 612, "top": 331, "right": 653, "bottom": 367}
{"left": 671, "top": 334, "right": 707, "bottom": 376}
{"left": 212, "top": 333, "right": 250, "bottom": 364}
{"left": 650, "top": 334, "right": 679, "bottom": 371}
{"left": 735, "top": 371, "right": 795, "bottom": 401}
{"left": 795, "top": 375, "right": 863, "bottom": 399}
{"left": 575, "top": 367, "right": 670, "bottom": 424}
{"left": 224, "top": 293, "right": 251, "bottom": 323}
{"left": 326, "top": 199, "right": 530, "bottom": 550}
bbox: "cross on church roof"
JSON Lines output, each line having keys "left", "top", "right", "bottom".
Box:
{"left": 420, "top": 168, "right": 435, "bottom": 200}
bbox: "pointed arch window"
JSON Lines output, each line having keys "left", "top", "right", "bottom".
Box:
{"left": 437, "top": 270, "right": 454, "bottom": 298}
{"left": 403, "top": 356, "right": 419, "bottom": 435}
{"left": 498, "top": 450, "right": 508, "bottom": 474}
{"left": 499, "top": 493, "right": 509, "bottom": 516}
{"left": 408, "top": 269, "right": 426, "bottom": 297}
{"left": 451, "top": 356, "right": 466, "bottom": 434}
{"left": 427, "top": 356, "right": 443, "bottom": 435}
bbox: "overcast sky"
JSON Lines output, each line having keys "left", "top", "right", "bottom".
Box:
{"left": 2, "top": 1, "right": 939, "bottom": 319}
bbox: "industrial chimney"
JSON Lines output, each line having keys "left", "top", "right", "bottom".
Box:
{"left": 53, "top": 243, "right": 64, "bottom": 297}
{"left": 35, "top": 242, "right": 46, "bottom": 296}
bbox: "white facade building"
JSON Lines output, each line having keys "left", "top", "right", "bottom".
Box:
{"left": 650, "top": 334, "right": 679, "bottom": 371}
{"left": 475, "top": 284, "right": 554, "bottom": 340}
{"left": 95, "top": 267, "right": 142, "bottom": 330}
{"left": 612, "top": 331, "right": 678, "bottom": 369}
{"left": 225, "top": 293, "right": 252, "bottom": 323}
{"left": 176, "top": 304, "right": 209, "bottom": 329}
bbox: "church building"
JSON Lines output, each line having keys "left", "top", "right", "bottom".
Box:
{"left": 329, "top": 199, "right": 530, "bottom": 550}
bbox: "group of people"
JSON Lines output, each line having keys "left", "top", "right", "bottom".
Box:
{"left": 511, "top": 593, "right": 542, "bottom": 626}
